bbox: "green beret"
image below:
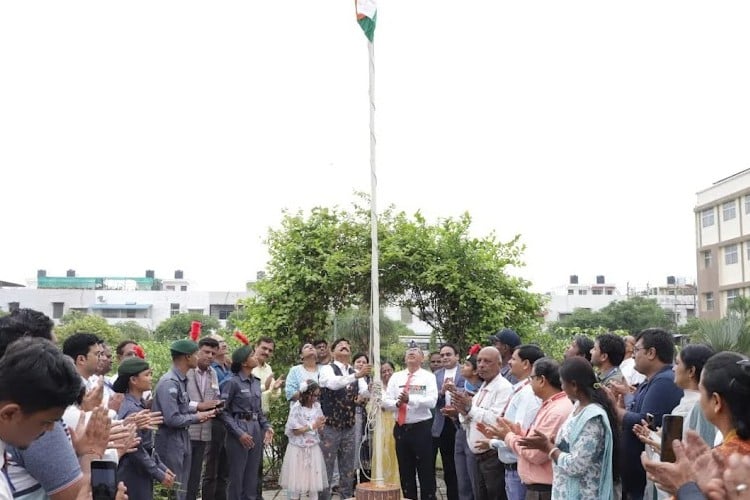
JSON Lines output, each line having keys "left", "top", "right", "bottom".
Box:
{"left": 113, "top": 357, "right": 150, "bottom": 393}
{"left": 231, "top": 345, "right": 254, "bottom": 365}
{"left": 170, "top": 339, "right": 199, "bottom": 355}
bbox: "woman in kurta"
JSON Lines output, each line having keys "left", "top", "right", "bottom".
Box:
{"left": 114, "top": 357, "right": 175, "bottom": 500}
{"left": 371, "top": 361, "right": 400, "bottom": 487}
{"left": 520, "top": 356, "right": 619, "bottom": 500}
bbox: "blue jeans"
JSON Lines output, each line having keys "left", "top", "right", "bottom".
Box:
{"left": 504, "top": 468, "right": 526, "bottom": 500}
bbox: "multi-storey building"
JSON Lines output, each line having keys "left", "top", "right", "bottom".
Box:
{"left": 695, "top": 169, "right": 750, "bottom": 319}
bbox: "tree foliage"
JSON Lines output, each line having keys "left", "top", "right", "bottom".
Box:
{"left": 113, "top": 321, "right": 152, "bottom": 342}
{"left": 153, "top": 313, "right": 221, "bottom": 341}
{"left": 55, "top": 311, "right": 122, "bottom": 346}
{"left": 549, "top": 296, "right": 673, "bottom": 334}
{"left": 232, "top": 198, "right": 544, "bottom": 365}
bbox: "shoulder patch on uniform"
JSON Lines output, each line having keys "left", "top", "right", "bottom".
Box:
{"left": 168, "top": 387, "right": 178, "bottom": 394}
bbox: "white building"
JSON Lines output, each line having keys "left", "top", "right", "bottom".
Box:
{"left": 695, "top": 169, "right": 750, "bottom": 319}
{"left": 0, "top": 269, "right": 250, "bottom": 329}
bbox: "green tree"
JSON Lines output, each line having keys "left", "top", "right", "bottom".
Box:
{"left": 689, "top": 316, "right": 750, "bottom": 355}
{"left": 153, "top": 313, "right": 221, "bottom": 342}
{"left": 329, "top": 308, "right": 408, "bottom": 365}
{"left": 549, "top": 308, "right": 606, "bottom": 331}
{"left": 55, "top": 311, "right": 122, "bottom": 346}
{"left": 113, "top": 321, "right": 152, "bottom": 342}
{"left": 550, "top": 296, "right": 673, "bottom": 334}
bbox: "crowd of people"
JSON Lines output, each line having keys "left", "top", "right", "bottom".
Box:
{"left": 0, "top": 308, "right": 749, "bottom": 500}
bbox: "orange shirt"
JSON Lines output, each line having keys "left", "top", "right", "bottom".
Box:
{"left": 505, "top": 391, "right": 573, "bottom": 485}
{"left": 717, "top": 430, "right": 750, "bottom": 458}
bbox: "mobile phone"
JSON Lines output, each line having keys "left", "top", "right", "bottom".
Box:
{"left": 645, "top": 413, "right": 656, "bottom": 431}
{"left": 660, "top": 414, "right": 684, "bottom": 463}
{"left": 215, "top": 400, "right": 225, "bottom": 409}
{"left": 90, "top": 459, "right": 117, "bottom": 500}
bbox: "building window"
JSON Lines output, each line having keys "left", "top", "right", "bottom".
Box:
{"left": 567, "top": 289, "right": 574, "bottom": 295}
{"left": 746, "top": 242, "right": 750, "bottom": 261}
{"left": 7, "top": 302, "right": 19, "bottom": 313}
{"left": 606, "top": 289, "right": 613, "bottom": 295}
{"left": 180, "top": 285, "right": 188, "bottom": 291}
{"left": 727, "top": 289, "right": 740, "bottom": 306}
{"left": 166, "top": 285, "right": 175, "bottom": 291}
{"left": 170, "top": 303, "right": 180, "bottom": 317}
{"left": 725, "top": 244, "right": 739, "bottom": 265}
{"left": 578, "top": 289, "right": 588, "bottom": 295}
{"left": 188, "top": 309, "right": 204, "bottom": 315}
{"left": 126, "top": 309, "right": 136, "bottom": 318}
{"left": 52, "top": 302, "right": 64, "bottom": 319}
{"left": 705, "top": 292, "right": 714, "bottom": 311}
{"left": 745, "top": 195, "right": 750, "bottom": 214}
{"left": 592, "top": 288, "right": 603, "bottom": 295}
{"left": 704, "top": 250, "right": 712, "bottom": 268}
{"left": 723, "top": 201, "right": 737, "bottom": 221}
{"left": 701, "top": 208, "right": 715, "bottom": 228}
{"left": 210, "top": 304, "right": 236, "bottom": 320}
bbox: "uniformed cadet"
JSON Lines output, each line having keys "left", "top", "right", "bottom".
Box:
{"left": 220, "top": 344, "right": 274, "bottom": 500}
{"left": 153, "top": 339, "right": 219, "bottom": 500}
{"left": 114, "top": 357, "right": 176, "bottom": 500}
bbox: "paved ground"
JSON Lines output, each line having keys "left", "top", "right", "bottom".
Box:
{"left": 261, "top": 475, "right": 448, "bottom": 499}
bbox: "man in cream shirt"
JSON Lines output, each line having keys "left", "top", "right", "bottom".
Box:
{"left": 451, "top": 346, "right": 513, "bottom": 500}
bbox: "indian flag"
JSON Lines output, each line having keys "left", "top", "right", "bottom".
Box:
{"left": 356, "top": 0, "right": 376, "bottom": 42}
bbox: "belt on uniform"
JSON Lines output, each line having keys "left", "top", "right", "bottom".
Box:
{"left": 526, "top": 483, "right": 552, "bottom": 492}
{"left": 474, "top": 449, "right": 497, "bottom": 462}
{"left": 397, "top": 419, "right": 431, "bottom": 430}
{"left": 233, "top": 412, "right": 259, "bottom": 421}
{"left": 502, "top": 461, "right": 518, "bottom": 471}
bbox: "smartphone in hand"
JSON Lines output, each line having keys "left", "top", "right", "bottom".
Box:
{"left": 91, "top": 459, "right": 117, "bottom": 500}
{"left": 645, "top": 413, "right": 656, "bottom": 431}
{"left": 660, "top": 414, "right": 684, "bottom": 463}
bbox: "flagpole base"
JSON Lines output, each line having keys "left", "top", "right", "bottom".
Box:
{"left": 355, "top": 482, "right": 402, "bottom": 500}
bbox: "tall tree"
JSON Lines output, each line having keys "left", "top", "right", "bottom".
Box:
{"left": 153, "top": 313, "right": 221, "bottom": 341}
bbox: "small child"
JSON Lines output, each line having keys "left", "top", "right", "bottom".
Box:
{"left": 279, "top": 380, "right": 328, "bottom": 500}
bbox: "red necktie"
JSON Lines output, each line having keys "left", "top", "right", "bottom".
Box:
{"left": 397, "top": 372, "right": 415, "bottom": 426}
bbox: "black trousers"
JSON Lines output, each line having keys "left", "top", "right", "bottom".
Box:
{"left": 394, "top": 419, "right": 436, "bottom": 500}
{"left": 474, "top": 450, "right": 507, "bottom": 500}
{"left": 432, "top": 421, "right": 458, "bottom": 500}
{"left": 201, "top": 419, "right": 229, "bottom": 500}
{"left": 186, "top": 440, "right": 207, "bottom": 500}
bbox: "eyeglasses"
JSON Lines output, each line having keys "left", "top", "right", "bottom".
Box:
{"left": 530, "top": 374, "right": 544, "bottom": 381}
{"left": 633, "top": 345, "right": 648, "bottom": 353}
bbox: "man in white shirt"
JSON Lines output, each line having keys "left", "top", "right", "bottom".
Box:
{"left": 621, "top": 335, "right": 647, "bottom": 387}
{"left": 0, "top": 338, "right": 84, "bottom": 500}
{"left": 451, "top": 347, "right": 513, "bottom": 500}
{"left": 431, "top": 343, "right": 462, "bottom": 500}
{"left": 383, "top": 347, "right": 438, "bottom": 500}
{"left": 318, "top": 338, "right": 371, "bottom": 500}
{"left": 483, "top": 344, "right": 544, "bottom": 500}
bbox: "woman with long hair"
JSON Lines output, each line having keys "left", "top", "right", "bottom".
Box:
{"left": 699, "top": 351, "right": 750, "bottom": 457}
{"left": 352, "top": 352, "right": 371, "bottom": 482}
{"left": 522, "top": 356, "right": 619, "bottom": 499}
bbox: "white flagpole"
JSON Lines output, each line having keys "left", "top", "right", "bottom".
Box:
{"left": 367, "top": 37, "right": 384, "bottom": 487}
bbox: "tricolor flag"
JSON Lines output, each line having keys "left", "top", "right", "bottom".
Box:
{"left": 356, "top": 0, "right": 376, "bottom": 42}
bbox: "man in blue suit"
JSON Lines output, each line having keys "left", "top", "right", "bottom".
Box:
{"left": 432, "top": 343, "right": 463, "bottom": 500}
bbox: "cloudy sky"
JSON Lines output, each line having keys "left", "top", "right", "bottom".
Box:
{"left": 2, "top": 1, "right": 749, "bottom": 294}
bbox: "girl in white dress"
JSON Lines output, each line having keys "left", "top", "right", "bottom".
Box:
{"left": 279, "top": 380, "right": 328, "bottom": 499}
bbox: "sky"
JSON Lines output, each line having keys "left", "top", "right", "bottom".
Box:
{"left": 2, "top": 1, "right": 749, "bottom": 294}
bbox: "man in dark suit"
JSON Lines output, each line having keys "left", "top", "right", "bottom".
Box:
{"left": 431, "top": 343, "right": 463, "bottom": 500}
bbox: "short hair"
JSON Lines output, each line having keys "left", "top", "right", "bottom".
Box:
{"left": 595, "top": 333, "right": 626, "bottom": 366}
{"left": 636, "top": 328, "right": 675, "bottom": 364}
{"left": 115, "top": 340, "right": 137, "bottom": 357}
{"left": 533, "top": 357, "right": 562, "bottom": 390}
{"left": 678, "top": 344, "right": 714, "bottom": 383}
{"left": 573, "top": 335, "right": 594, "bottom": 362}
{"left": 439, "top": 343, "right": 458, "bottom": 355}
{"left": 62, "top": 333, "right": 101, "bottom": 361}
{"left": 464, "top": 356, "right": 478, "bottom": 371}
{"left": 353, "top": 353, "right": 369, "bottom": 364}
{"left": 0, "top": 308, "right": 55, "bottom": 359}
{"left": 430, "top": 352, "right": 441, "bottom": 358}
{"left": 312, "top": 339, "right": 328, "bottom": 348}
{"left": 331, "top": 338, "right": 350, "bottom": 352}
{"left": 255, "top": 336, "right": 274, "bottom": 347}
{"left": 198, "top": 337, "right": 220, "bottom": 349}
{"left": 515, "top": 344, "right": 545, "bottom": 365}
{"left": 0, "top": 337, "right": 82, "bottom": 413}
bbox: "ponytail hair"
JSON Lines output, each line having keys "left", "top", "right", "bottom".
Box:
{"left": 702, "top": 351, "right": 750, "bottom": 440}
{"left": 559, "top": 357, "right": 621, "bottom": 481}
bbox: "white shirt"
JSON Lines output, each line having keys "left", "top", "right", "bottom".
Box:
{"left": 319, "top": 360, "right": 359, "bottom": 390}
{"left": 491, "top": 379, "right": 541, "bottom": 463}
{"left": 621, "top": 357, "right": 646, "bottom": 386}
{"left": 459, "top": 372, "right": 514, "bottom": 454}
{"left": 383, "top": 368, "right": 437, "bottom": 424}
{"left": 0, "top": 441, "right": 13, "bottom": 500}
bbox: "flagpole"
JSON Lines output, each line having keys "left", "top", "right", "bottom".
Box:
{"left": 367, "top": 36, "right": 385, "bottom": 487}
